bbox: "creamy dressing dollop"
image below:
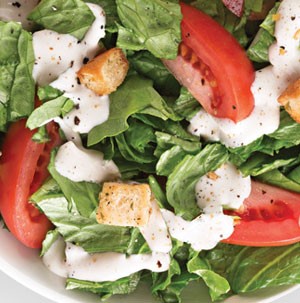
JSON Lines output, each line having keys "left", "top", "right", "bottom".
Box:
{"left": 189, "top": 0, "right": 300, "bottom": 148}
{"left": 32, "top": 3, "right": 109, "bottom": 134}
{"left": 54, "top": 141, "right": 120, "bottom": 183}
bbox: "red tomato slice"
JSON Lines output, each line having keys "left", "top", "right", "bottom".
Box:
{"left": 0, "top": 120, "right": 61, "bottom": 248}
{"left": 163, "top": 2, "right": 254, "bottom": 122}
{"left": 223, "top": 181, "right": 300, "bottom": 246}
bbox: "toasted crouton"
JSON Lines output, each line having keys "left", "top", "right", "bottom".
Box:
{"left": 77, "top": 48, "right": 129, "bottom": 96}
{"left": 96, "top": 182, "right": 152, "bottom": 227}
{"left": 278, "top": 78, "right": 300, "bottom": 123}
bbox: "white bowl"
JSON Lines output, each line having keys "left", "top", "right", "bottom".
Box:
{"left": 0, "top": 225, "right": 299, "bottom": 303}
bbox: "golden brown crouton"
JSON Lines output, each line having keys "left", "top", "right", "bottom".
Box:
{"left": 96, "top": 182, "right": 152, "bottom": 227}
{"left": 278, "top": 78, "right": 300, "bottom": 123}
{"left": 77, "top": 48, "right": 129, "bottom": 96}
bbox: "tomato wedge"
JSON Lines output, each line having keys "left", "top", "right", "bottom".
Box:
{"left": 223, "top": 181, "right": 300, "bottom": 246}
{"left": 163, "top": 2, "right": 254, "bottom": 122}
{"left": 0, "top": 120, "right": 61, "bottom": 248}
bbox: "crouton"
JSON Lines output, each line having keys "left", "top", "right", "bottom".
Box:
{"left": 96, "top": 182, "right": 152, "bottom": 227}
{"left": 278, "top": 78, "right": 300, "bottom": 123}
{"left": 77, "top": 48, "right": 129, "bottom": 96}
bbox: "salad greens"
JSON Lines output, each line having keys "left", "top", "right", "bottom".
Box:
{"left": 27, "top": 0, "right": 96, "bottom": 40}
{"left": 1, "top": 0, "right": 300, "bottom": 302}
{"left": 0, "top": 21, "right": 35, "bottom": 131}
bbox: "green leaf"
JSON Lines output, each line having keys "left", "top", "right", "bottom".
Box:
{"left": 148, "top": 175, "right": 169, "bottom": 209}
{"left": 247, "top": 3, "right": 279, "bottom": 63}
{"left": 87, "top": 76, "right": 170, "bottom": 146}
{"left": 40, "top": 229, "right": 60, "bottom": 256}
{"left": 247, "top": 28, "right": 275, "bottom": 63}
{"left": 128, "top": 51, "right": 180, "bottom": 96}
{"left": 37, "top": 195, "right": 139, "bottom": 253}
{"left": 205, "top": 243, "right": 300, "bottom": 294}
{"left": 173, "top": 87, "right": 201, "bottom": 120}
{"left": 66, "top": 272, "right": 141, "bottom": 298}
{"left": 156, "top": 145, "right": 188, "bottom": 176}
{"left": 85, "top": 0, "right": 119, "bottom": 31}
{"left": 27, "top": 95, "right": 74, "bottom": 130}
{"left": 47, "top": 151, "right": 100, "bottom": 218}
{"left": 256, "top": 169, "right": 300, "bottom": 193}
{"left": 0, "top": 21, "right": 35, "bottom": 131}
{"left": 238, "top": 146, "right": 300, "bottom": 177}
{"left": 166, "top": 144, "right": 229, "bottom": 220}
{"left": 187, "top": 253, "right": 230, "bottom": 301}
{"left": 116, "top": 0, "right": 182, "bottom": 59}
{"left": 28, "top": 0, "right": 95, "bottom": 40}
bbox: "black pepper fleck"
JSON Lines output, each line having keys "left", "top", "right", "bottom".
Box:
{"left": 74, "top": 116, "right": 80, "bottom": 125}
{"left": 12, "top": 2, "right": 21, "bottom": 8}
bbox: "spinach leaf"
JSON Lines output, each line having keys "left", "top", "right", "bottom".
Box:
{"left": 116, "top": 0, "right": 182, "bottom": 59}
{"left": 256, "top": 169, "right": 300, "bottom": 193}
{"left": 66, "top": 273, "right": 141, "bottom": 299}
{"left": 28, "top": 0, "right": 95, "bottom": 40}
{"left": 115, "top": 119, "right": 157, "bottom": 164}
{"left": 247, "top": 3, "right": 279, "bottom": 63}
{"left": 37, "top": 195, "right": 141, "bottom": 253}
{"left": 166, "top": 144, "right": 228, "bottom": 220}
{"left": 128, "top": 51, "right": 180, "bottom": 96}
{"left": 173, "top": 87, "right": 201, "bottom": 120}
{"left": 156, "top": 146, "right": 188, "bottom": 176}
{"left": 187, "top": 253, "right": 230, "bottom": 301}
{"left": 85, "top": 0, "right": 119, "bottom": 32}
{"left": 26, "top": 95, "right": 73, "bottom": 129}
{"left": 87, "top": 76, "right": 175, "bottom": 146}
{"left": 204, "top": 243, "right": 300, "bottom": 294}
{"left": 238, "top": 146, "right": 300, "bottom": 177}
{"left": 0, "top": 21, "right": 35, "bottom": 131}
{"left": 40, "top": 229, "right": 60, "bottom": 256}
{"left": 47, "top": 152, "right": 101, "bottom": 218}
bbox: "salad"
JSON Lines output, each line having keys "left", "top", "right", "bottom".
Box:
{"left": 1, "top": 0, "right": 300, "bottom": 302}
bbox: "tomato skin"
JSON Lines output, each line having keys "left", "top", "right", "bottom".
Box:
{"left": 163, "top": 2, "right": 254, "bottom": 122}
{"left": 223, "top": 181, "right": 300, "bottom": 247}
{"left": 0, "top": 120, "right": 61, "bottom": 249}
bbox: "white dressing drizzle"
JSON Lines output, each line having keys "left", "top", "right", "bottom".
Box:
{"left": 0, "top": 0, "right": 39, "bottom": 30}
{"left": 55, "top": 141, "right": 120, "bottom": 183}
{"left": 269, "top": 0, "right": 300, "bottom": 85}
{"left": 139, "top": 198, "right": 172, "bottom": 254}
{"left": 195, "top": 162, "right": 251, "bottom": 210}
{"left": 189, "top": 0, "right": 300, "bottom": 148}
{"left": 161, "top": 162, "right": 250, "bottom": 251}
{"left": 43, "top": 237, "right": 170, "bottom": 282}
{"left": 32, "top": 3, "right": 109, "bottom": 134}
{"left": 161, "top": 209, "right": 234, "bottom": 251}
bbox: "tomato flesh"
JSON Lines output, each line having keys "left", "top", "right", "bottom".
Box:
{"left": 163, "top": 2, "right": 254, "bottom": 122}
{"left": 223, "top": 181, "right": 300, "bottom": 246}
{"left": 0, "top": 120, "right": 61, "bottom": 248}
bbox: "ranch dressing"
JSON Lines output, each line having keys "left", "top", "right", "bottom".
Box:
{"left": 32, "top": 3, "right": 109, "bottom": 134}
{"left": 43, "top": 237, "right": 170, "bottom": 282}
{"left": 161, "top": 162, "right": 251, "bottom": 251}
